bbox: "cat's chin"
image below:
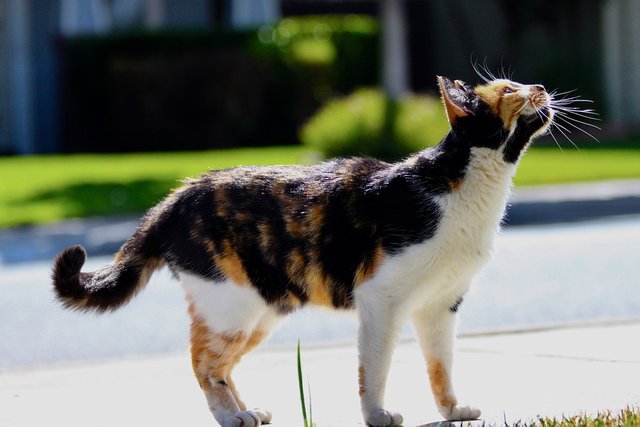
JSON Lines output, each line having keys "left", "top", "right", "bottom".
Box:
{"left": 532, "top": 108, "right": 555, "bottom": 138}
{"left": 522, "top": 106, "right": 554, "bottom": 138}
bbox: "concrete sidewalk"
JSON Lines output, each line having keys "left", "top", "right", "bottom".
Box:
{"left": 1, "top": 321, "right": 638, "bottom": 427}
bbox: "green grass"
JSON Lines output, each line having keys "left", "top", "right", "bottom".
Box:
{"left": 449, "top": 407, "right": 640, "bottom": 426}
{"left": 0, "top": 141, "right": 639, "bottom": 229}
{"left": 297, "top": 340, "right": 314, "bottom": 427}
{"left": 515, "top": 144, "right": 640, "bottom": 186}
{"left": 534, "top": 407, "right": 640, "bottom": 426}
{"left": 0, "top": 146, "right": 307, "bottom": 228}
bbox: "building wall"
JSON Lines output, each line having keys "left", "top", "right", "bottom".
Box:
{"left": 31, "top": 0, "right": 61, "bottom": 154}
{"left": 3, "top": 0, "right": 34, "bottom": 154}
{"left": 603, "top": 0, "right": 640, "bottom": 128}
{"left": 411, "top": 0, "right": 604, "bottom": 116}
{"left": 0, "top": 0, "right": 9, "bottom": 153}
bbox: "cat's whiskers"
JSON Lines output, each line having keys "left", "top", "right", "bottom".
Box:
{"left": 549, "top": 88, "right": 578, "bottom": 98}
{"left": 546, "top": 91, "right": 600, "bottom": 148}
{"left": 554, "top": 114, "right": 600, "bottom": 143}
{"left": 551, "top": 105, "right": 599, "bottom": 120}
{"left": 514, "top": 99, "right": 532, "bottom": 117}
{"left": 553, "top": 120, "right": 580, "bottom": 150}
{"left": 546, "top": 127, "right": 564, "bottom": 152}
{"left": 532, "top": 104, "right": 564, "bottom": 152}
{"left": 553, "top": 110, "right": 601, "bottom": 130}
{"left": 472, "top": 60, "right": 499, "bottom": 83}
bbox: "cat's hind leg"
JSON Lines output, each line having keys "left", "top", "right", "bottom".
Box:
{"left": 226, "top": 329, "right": 274, "bottom": 424}
{"left": 411, "top": 297, "right": 481, "bottom": 422}
{"left": 183, "top": 274, "right": 280, "bottom": 426}
{"left": 189, "top": 324, "right": 260, "bottom": 426}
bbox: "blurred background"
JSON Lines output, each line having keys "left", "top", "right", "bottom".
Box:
{"left": 0, "top": 0, "right": 639, "bottom": 371}
{"left": 1, "top": 0, "right": 637, "bottom": 156}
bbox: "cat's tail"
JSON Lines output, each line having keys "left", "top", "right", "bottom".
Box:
{"left": 52, "top": 237, "right": 165, "bottom": 313}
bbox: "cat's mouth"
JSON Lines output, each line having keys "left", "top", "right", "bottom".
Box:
{"left": 521, "top": 85, "right": 551, "bottom": 117}
{"left": 520, "top": 86, "right": 554, "bottom": 133}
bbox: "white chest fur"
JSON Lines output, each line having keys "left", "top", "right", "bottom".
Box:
{"left": 357, "top": 148, "right": 515, "bottom": 310}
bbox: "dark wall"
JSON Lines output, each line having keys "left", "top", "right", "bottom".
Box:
{"left": 409, "top": 0, "right": 603, "bottom": 112}
{"left": 60, "top": 33, "right": 294, "bottom": 152}
{"left": 59, "top": 20, "right": 379, "bottom": 153}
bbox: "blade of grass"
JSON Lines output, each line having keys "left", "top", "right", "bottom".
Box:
{"left": 297, "top": 340, "right": 309, "bottom": 427}
{"left": 308, "top": 379, "right": 313, "bottom": 427}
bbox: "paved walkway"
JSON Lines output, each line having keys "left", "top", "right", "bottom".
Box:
{"left": 1, "top": 321, "right": 639, "bottom": 427}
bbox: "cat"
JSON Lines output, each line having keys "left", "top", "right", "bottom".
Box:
{"left": 53, "top": 75, "right": 555, "bottom": 427}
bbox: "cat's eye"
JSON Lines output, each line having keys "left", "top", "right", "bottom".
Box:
{"left": 502, "top": 87, "right": 515, "bottom": 95}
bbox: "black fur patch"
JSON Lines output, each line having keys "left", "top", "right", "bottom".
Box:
{"left": 503, "top": 108, "right": 552, "bottom": 163}
{"left": 449, "top": 296, "right": 464, "bottom": 313}
{"left": 52, "top": 245, "right": 88, "bottom": 301}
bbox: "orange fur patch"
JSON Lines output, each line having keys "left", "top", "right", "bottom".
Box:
{"left": 188, "top": 307, "right": 241, "bottom": 413}
{"left": 358, "top": 366, "right": 366, "bottom": 396}
{"left": 244, "top": 329, "right": 267, "bottom": 354}
{"left": 187, "top": 302, "right": 268, "bottom": 413}
{"left": 285, "top": 216, "right": 303, "bottom": 237}
{"left": 215, "top": 241, "right": 250, "bottom": 285}
{"left": 427, "top": 358, "right": 457, "bottom": 409}
{"left": 189, "top": 307, "right": 243, "bottom": 381}
{"left": 306, "top": 204, "right": 326, "bottom": 236}
{"left": 304, "top": 260, "right": 333, "bottom": 306}
{"left": 257, "top": 223, "right": 277, "bottom": 264}
{"left": 285, "top": 248, "right": 332, "bottom": 307}
{"left": 474, "top": 82, "right": 526, "bottom": 130}
{"left": 354, "top": 244, "right": 385, "bottom": 285}
{"left": 214, "top": 188, "right": 232, "bottom": 218}
{"left": 226, "top": 376, "right": 247, "bottom": 411}
{"left": 448, "top": 180, "right": 463, "bottom": 191}
{"left": 474, "top": 82, "right": 502, "bottom": 115}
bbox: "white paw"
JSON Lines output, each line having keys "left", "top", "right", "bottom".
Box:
{"left": 252, "top": 408, "right": 272, "bottom": 424}
{"left": 365, "top": 408, "right": 404, "bottom": 426}
{"left": 441, "top": 404, "right": 481, "bottom": 421}
{"left": 222, "top": 410, "right": 262, "bottom": 427}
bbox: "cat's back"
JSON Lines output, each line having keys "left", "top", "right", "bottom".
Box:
{"left": 199, "top": 157, "right": 390, "bottom": 193}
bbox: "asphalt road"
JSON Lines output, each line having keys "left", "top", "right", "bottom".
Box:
{"left": 1, "top": 214, "right": 639, "bottom": 371}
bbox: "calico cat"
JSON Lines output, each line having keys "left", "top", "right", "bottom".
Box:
{"left": 53, "top": 75, "right": 555, "bottom": 427}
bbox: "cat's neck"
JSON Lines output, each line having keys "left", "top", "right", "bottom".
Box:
{"left": 405, "top": 131, "right": 516, "bottom": 197}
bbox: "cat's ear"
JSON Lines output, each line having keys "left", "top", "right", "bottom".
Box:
{"left": 437, "top": 76, "right": 472, "bottom": 126}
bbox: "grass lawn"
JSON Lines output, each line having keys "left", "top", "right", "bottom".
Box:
{"left": 515, "top": 144, "right": 640, "bottom": 186}
{"left": 0, "top": 146, "right": 307, "bottom": 228}
{"left": 534, "top": 407, "right": 639, "bottom": 426}
{"left": 0, "top": 141, "right": 639, "bottom": 228}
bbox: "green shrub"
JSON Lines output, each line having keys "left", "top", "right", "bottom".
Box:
{"left": 261, "top": 15, "right": 380, "bottom": 100}
{"left": 300, "top": 89, "right": 449, "bottom": 160}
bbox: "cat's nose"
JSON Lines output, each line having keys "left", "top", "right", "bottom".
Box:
{"left": 531, "top": 84, "right": 546, "bottom": 93}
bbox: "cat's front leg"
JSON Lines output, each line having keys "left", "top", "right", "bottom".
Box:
{"left": 411, "top": 299, "right": 481, "bottom": 422}
{"left": 356, "top": 293, "right": 404, "bottom": 427}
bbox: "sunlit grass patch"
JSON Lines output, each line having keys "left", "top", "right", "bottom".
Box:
{"left": 450, "top": 407, "right": 640, "bottom": 426}
{"left": 535, "top": 407, "right": 640, "bottom": 427}
{"left": 515, "top": 145, "right": 640, "bottom": 187}
{"left": 0, "top": 146, "right": 307, "bottom": 227}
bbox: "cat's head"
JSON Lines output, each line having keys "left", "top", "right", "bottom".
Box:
{"left": 437, "top": 76, "right": 554, "bottom": 163}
